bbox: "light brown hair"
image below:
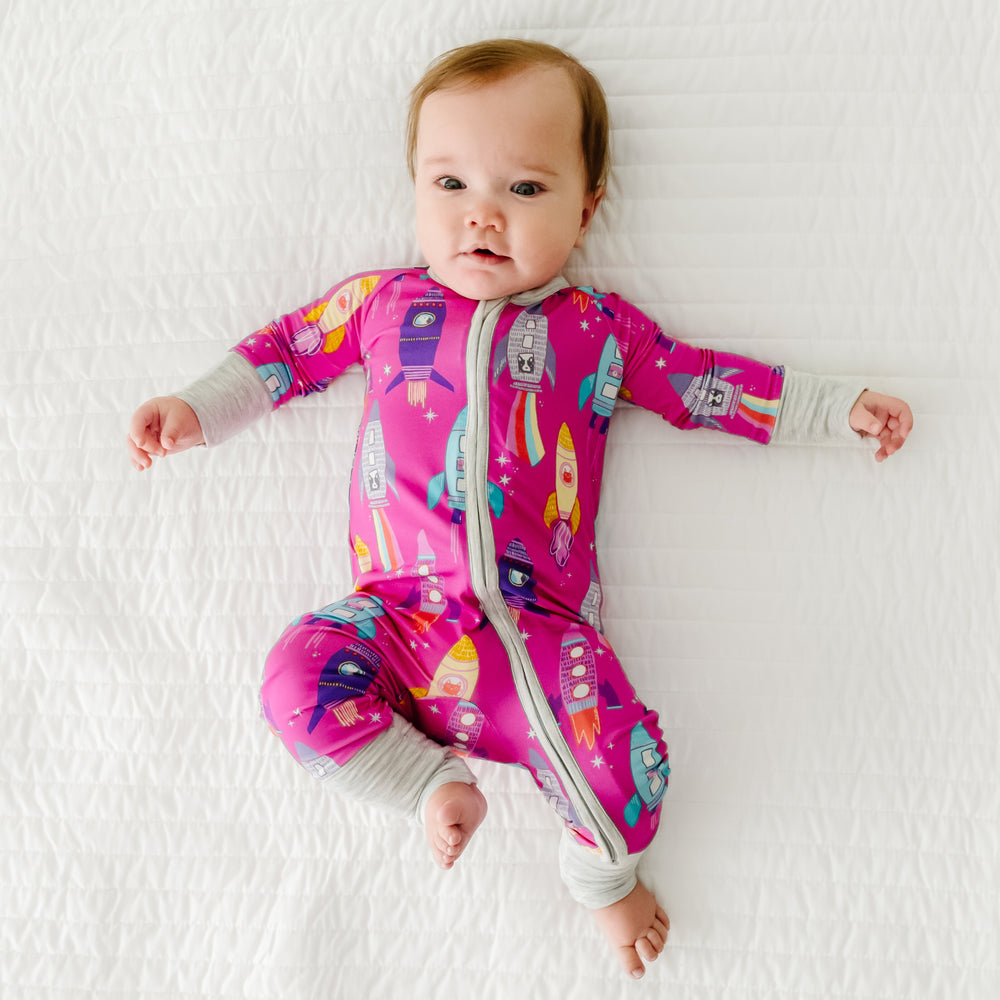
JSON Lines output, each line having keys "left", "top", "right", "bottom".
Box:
{"left": 406, "top": 38, "right": 610, "bottom": 194}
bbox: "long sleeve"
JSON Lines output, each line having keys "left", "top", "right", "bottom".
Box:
{"left": 173, "top": 352, "right": 272, "bottom": 447}
{"left": 771, "top": 368, "right": 868, "bottom": 445}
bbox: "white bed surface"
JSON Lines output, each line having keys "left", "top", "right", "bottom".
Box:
{"left": 3, "top": 1, "right": 998, "bottom": 998}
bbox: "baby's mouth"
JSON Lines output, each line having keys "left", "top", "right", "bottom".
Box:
{"left": 467, "top": 248, "right": 509, "bottom": 263}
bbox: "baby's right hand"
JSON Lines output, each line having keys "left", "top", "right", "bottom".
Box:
{"left": 127, "top": 396, "right": 205, "bottom": 471}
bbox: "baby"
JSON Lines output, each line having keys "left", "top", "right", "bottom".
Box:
{"left": 127, "top": 39, "right": 912, "bottom": 980}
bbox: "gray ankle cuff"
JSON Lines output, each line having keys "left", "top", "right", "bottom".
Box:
{"left": 324, "top": 714, "right": 476, "bottom": 826}
{"left": 559, "top": 828, "right": 642, "bottom": 909}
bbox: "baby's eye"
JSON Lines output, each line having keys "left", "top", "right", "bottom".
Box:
{"left": 511, "top": 182, "right": 542, "bottom": 197}
{"left": 438, "top": 177, "right": 465, "bottom": 191}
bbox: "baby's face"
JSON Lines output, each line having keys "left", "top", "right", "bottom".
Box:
{"left": 413, "top": 66, "right": 603, "bottom": 300}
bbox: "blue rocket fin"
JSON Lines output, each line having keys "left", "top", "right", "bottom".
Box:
{"left": 578, "top": 373, "right": 596, "bottom": 409}
{"left": 487, "top": 481, "right": 505, "bottom": 518}
{"left": 427, "top": 471, "right": 446, "bottom": 509}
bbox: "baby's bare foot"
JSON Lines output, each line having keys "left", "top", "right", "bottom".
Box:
{"left": 424, "top": 781, "right": 488, "bottom": 869}
{"left": 592, "top": 880, "right": 669, "bottom": 980}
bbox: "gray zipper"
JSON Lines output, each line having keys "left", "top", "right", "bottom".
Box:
{"left": 463, "top": 296, "right": 627, "bottom": 865}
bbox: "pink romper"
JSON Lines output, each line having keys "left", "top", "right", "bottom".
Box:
{"left": 246, "top": 268, "right": 784, "bottom": 863}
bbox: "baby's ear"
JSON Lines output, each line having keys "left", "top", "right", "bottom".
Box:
{"left": 576, "top": 187, "right": 606, "bottom": 246}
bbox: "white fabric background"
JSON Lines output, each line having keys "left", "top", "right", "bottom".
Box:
{"left": 3, "top": 1, "right": 997, "bottom": 997}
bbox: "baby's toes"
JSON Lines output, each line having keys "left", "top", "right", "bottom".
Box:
{"left": 635, "top": 935, "right": 660, "bottom": 964}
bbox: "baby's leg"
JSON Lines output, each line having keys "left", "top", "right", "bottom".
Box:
{"left": 260, "top": 614, "right": 480, "bottom": 863}
{"left": 560, "top": 830, "right": 668, "bottom": 979}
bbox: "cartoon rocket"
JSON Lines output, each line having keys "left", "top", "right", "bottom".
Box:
{"left": 399, "top": 530, "right": 460, "bottom": 633}
{"left": 412, "top": 635, "right": 481, "bottom": 701}
{"left": 528, "top": 748, "right": 581, "bottom": 827}
{"left": 543, "top": 423, "right": 582, "bottom": 570}
{"left": 579, "top": 564, "right": 604, "bottom": 633}
{"left": 386, "top": 285, "right": 454, "bottom": 407}
{"left": 498, "top": 538, "right": 547, "bottom": 624}
{"left": 491, "top": 304, "right": 556, "bottom": 465}
{"left": 256, "top": 362, "right": 294, "bottom": 403}
{"left": 559, "top": 627, "right": 600, "bottom": 750}
{"left": 623, "top": 722, "right": 671, "bottom": 828}
{"left": 306, "top": 641, "right": 382, "bottom": 734}
{"left": 447, "top": 700, "right": 485, "bottom": 756}
{"left": 428, "top": 406, "right": 469, "bottom": 523}
{"left": 360, "top": 402, "right": 402, "bottom": 571}
{"left": 297, "top": 593, "right": 386, "bottom": 640}
{"left": 578, "top": 334, "right": 624, "bottom": 434}
{"left": 429, "top": 406, "right": 504, "bottom": 553}
{"left": 293, "top": 742, "right": 341, "bottom": 781}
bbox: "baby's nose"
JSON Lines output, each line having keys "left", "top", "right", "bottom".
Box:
{"left": 465, "top": 198, "right": 505, "bottom": 233}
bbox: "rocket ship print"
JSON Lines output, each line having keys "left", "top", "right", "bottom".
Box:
{"left": 399, "top": 530, "right": 460, "bottom": 633}
{"left": 411, "top": 635, "right": 481, "bottom": 701}
{"left": 256, "top": 362, "right": 294, "bottom": 403}
{"left": 306, "top": 641, "right": 382, "bottom": 734}
{"left": 360, "top": 402, "right": 403, "bottom": 571}
{"left": 528, "top": 748, "right": 582, "bottom": 827}
{"left": 289, "top": 274, "right": 380, "bottom": 356}
{"left": 447, "top": 700, "right": 485, "bottom": 756}
{"left": 578, "top": 335, "right": 624, "bottom": 434}
{"left": 559, "top": 627, "right": 601, "bottom": 750}
{"left": 497, "top": 538, "right": 548, "bottom": 625}
{"left": 386, "top": 285, "right": 454, "bottom": 407}
{"left": 296, "top": 593, "right": 386, "bottom": 640}
{"left": 668, "top": 366, "right": 779, "bottom": 434}
{"left": 492, "top": 304, "right": 556, "bottom": 465}
{"left": 543, "top": 423, "right": 582, "bottom": 570}
{"left": 428, "top": 406, "right": 504, "bottom": 555}
{"left": 624, "top": 722, "right": 670, "bottom": 828}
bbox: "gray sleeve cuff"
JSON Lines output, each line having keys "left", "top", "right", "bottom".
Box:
{"left": 173, "top": 352, "right": 272, "bottom": 447}
{"left": 772, "top": 368, "right": 868, "bottom": 446}
{"left": 322, "top": 714, "right": 476, "bottom": 826}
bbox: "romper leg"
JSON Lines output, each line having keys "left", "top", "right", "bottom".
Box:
{"left": 259, "top": 609, "right": 475, "bottom": 821}
{"left": 512, "top": 621, "right": 670, "bottom": 894}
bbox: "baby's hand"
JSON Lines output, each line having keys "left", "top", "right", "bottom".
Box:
{"left": 127, "top": 396, "right": 205, "bottom": 471}
{"left": 849, "top": 390, "right": 913, "bottom": 463}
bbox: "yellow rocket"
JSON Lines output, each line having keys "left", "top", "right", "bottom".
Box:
{"left": 410, "top": 635, "right": 480, "bottom": 701}
{"left": 303, "top": 274, "right": 380, "bottom": 354}
{"left": 544, "top": 423, "right": 582, "bottom": 569}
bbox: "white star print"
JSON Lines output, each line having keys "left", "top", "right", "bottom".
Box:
{"left": 527, "top": 728, "right": 537, "bottom": 741}
{"left": 655, "top": 358, "right": 666, "bottom": 369}
{"left": 591, "top": 755, "right": 605, "bottom": 769}
{"left": 580, "top": 320, "right": 590, "bottom": 331}
{"left": 429, "top": 705, "right": 440, "bottom": 714}
{"left": 383, "top": 364, "right": 392, "bottom": 375}
{"left": 370, "top": 712, "right": 382, "bottom": 724}
{"left": 424, "top": 409, "right": 438, "bottom": 423}
{"left": 499, "top": 474, "right": 511, "bottom": 486}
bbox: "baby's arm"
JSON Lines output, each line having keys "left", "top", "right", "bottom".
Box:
{"left": 127, "top": 353, "right": 272, "bottom": 470}
{"left": 772, "top": 371, "right": 912, "bottom": 460}
{"left": 849, "top": 390, "right": 913, "bottom": 462}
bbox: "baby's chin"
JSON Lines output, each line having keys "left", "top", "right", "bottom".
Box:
{"left": 428, "top": 258, "right": 550, "bottom": 301}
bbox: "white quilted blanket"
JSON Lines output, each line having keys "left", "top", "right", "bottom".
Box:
{"left": 4, "top": 1, "right": 998, "bottom": 997}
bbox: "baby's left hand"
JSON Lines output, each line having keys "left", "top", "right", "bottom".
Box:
{"left": 849, "top": 390, "right": 913, "bottom": 462}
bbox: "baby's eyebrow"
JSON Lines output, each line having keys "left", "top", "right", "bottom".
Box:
{"left": 418, "top": 155, "right": 561, "bottom": 179}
